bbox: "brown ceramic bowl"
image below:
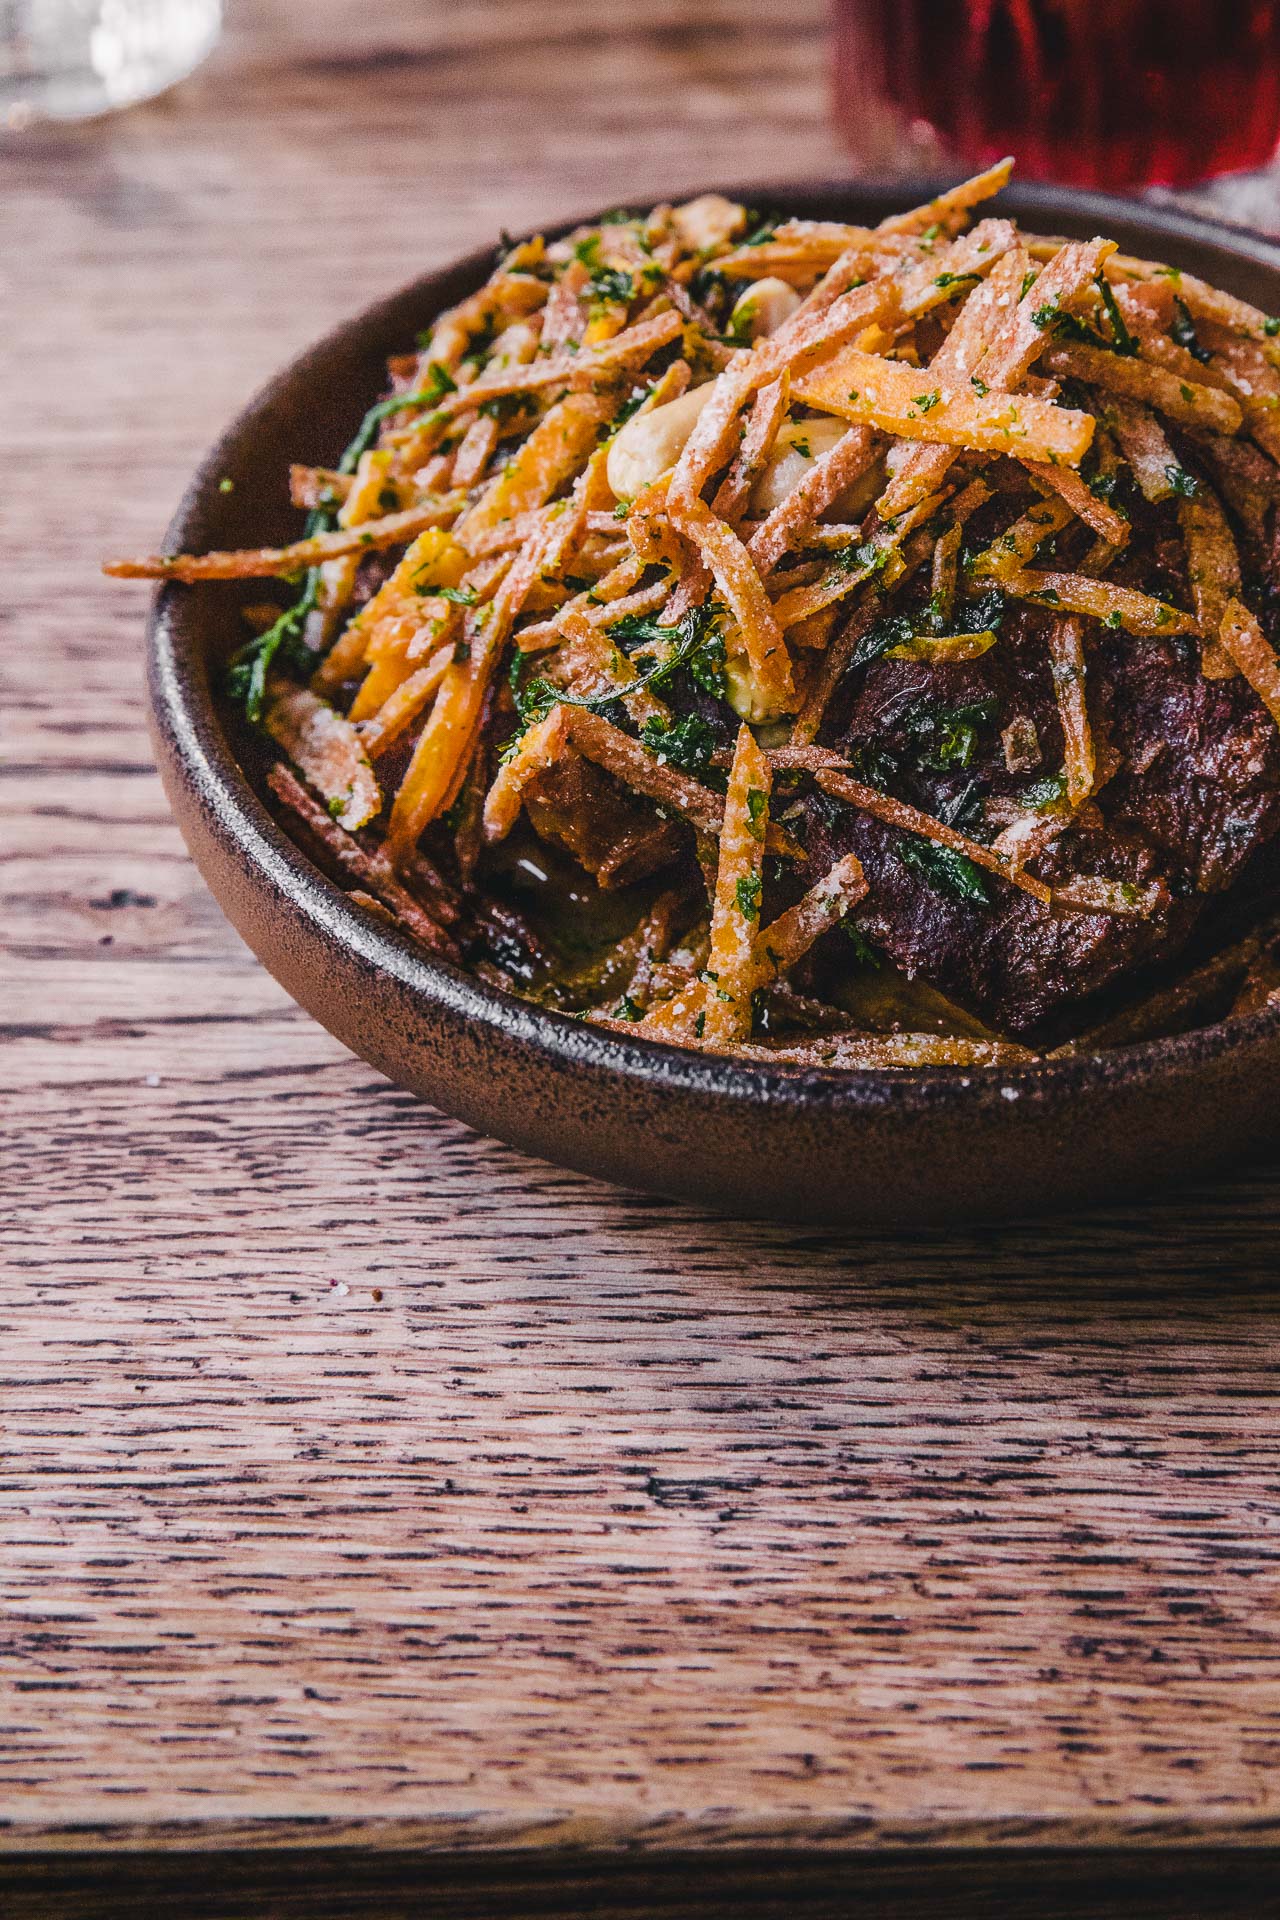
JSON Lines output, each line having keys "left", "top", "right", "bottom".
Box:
{"left": 147, "top": 179, "right": 1280, "bottom": 1225}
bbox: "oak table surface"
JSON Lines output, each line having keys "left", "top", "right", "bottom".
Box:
{"left": 6, "top": 2, "right": 1280, "bottom": 1911}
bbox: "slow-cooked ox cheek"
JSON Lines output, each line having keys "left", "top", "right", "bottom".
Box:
{"left": 522, "top": 753, "right": 683, "bottom": 888}
{"left": 1097, "top": 637, "right": 1280, "bottom": 892}
{"left": 801, "top": 604, "right": 1280, "bottom": 1039}
{"left": 799, "top": 801, "right": 1182, "bottom": 1039}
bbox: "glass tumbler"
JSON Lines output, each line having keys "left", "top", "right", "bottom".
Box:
{"left": 0, "top": 0, "right": 221, "bottom": 127}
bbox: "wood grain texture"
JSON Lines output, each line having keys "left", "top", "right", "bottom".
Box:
{"left": 7, "top": 1, "right": 1280, "bottom": 1908}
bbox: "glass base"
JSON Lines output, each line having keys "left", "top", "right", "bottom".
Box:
{"left": 0, "top": 0, "right": 221, "bottom": 127}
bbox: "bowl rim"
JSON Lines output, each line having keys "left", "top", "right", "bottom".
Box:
{"left": 147, "top": 173, "right": 1280, "bottom": 1120}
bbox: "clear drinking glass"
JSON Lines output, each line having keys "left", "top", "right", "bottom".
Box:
{"left": 0, "top": 0, "right": 221, "bottom": 127}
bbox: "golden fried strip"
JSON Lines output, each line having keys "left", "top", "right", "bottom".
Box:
{"left": 878, "top": 159, "right": 1015, "bottom": 238}
{"left": 998, "top": 569, "right": 1198, "bottom": 637}
{"left": 753, "top": 854, "right": 867, "bottom": 984}
{"left": 1179, "top": 485, "right": 1242, "bottom": 678}
{"left": 105, "top": 497, "right": 465, "bottom": 581}
{"left": 1021, "top": 459, "right": 1129, "bottom": 546}
{"left": 262, "top": 680, "right": 380, "bottom": 831}
{"left": 1040, "top": 343, "right": 1243, "bottom": 433}
{"left": 807, "top": 764, "right": 1053, "bottom": 905}
{"left": 746, "top": 425, "right": 880, "bottom": 578}
{"left": 355, "top": 645, "right": 454, "bottom": 760}
{"left": 702, "top": 725, "right": 771, "bottom": 1048}
{"left": 792, "top": 347, "right": 1094, "bottom": 463}
{"left": 671, "top": 498, "right": 797, "bottom": 716}
{"left": 1219, "top": 597, "right": 1280, "bottom": 728}
{"left": 1046, "top": 616, "right": 1095, "bottom": 806}
{"left": 969, "top": 496, "right": 1075, "bottom": 580}
{"left": 712, "top": 373, "right": 790, "bottom": 522}
{"left": 389, "top": 521, "right": 555, "bottom": 853}
{"left": 1105, "top": 398, "right": 1182, "bottom": 504}
{"left": 695, "top": 1031, "right": 1036, "bottom": 1070}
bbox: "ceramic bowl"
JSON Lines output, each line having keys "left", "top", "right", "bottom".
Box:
{"left": 147, "top": 180, "right": 1280, "bottom": 1225}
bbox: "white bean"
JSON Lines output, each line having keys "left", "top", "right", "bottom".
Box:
{"left": 728, "top": 276, "right": 802, "bottom": 342}
{"left": 748, "top": 418, "right": 847, "bottom": 516}
{"left": 671, "top": 193, "right": 746, "bottom": 254}
{"left": 606, "top": 383, "right": 716, "bottom": 500}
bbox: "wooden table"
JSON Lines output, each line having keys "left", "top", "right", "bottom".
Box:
{"left": 7, "top": 4, "right": 1280, "bottom": 1911}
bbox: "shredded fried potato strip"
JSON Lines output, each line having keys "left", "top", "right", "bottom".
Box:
{"left": 1219, "top": 598, "right": 1280, "bottom": 728}
{"left": 702, "top": 726, "right": 772, "bottom": 1048}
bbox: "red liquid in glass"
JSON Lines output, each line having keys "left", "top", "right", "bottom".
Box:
{"left": 834, "top": 0, "right": 1280, "bottom": 188}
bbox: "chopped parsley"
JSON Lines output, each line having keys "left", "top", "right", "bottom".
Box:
{"left": 735, "top": 873, "right": 762, "bottom": 920}
{"left": 500, "top": 603, "right": 730, "bottom": 760}
{"left": 899, "top": 695, "right": 997, "bottom": 772}
{"left": 1095, "top": 274, "right": 1138, "bottom": 356}
{"left": 688, "top": 265, "right": 731, "bottom": 313}
{"left": 605, "top": 381, "right": 659, "bottom": 436}
{"left": 418, "top": 360, "right": 458, "bottom": 403}
{"left": 1171, "top": 296, "right": 1211, "bottom": 364}
{"left": 480, "top": 392, "right": 526, "bottom": 423}
{"left": 1165, "top": 464, "right": 1199, "bottom": 498}
{"left": 898, "top": 836, "right": 990, "bottom": 905}
{"left": 742, "top": 210, "right": 780, "bottom": 246}
{"left": 836, "top": 538, "right": 891, "bottom": 578}
{"left": 1032, "top": 276, "right": 1136, "bottom": 356}
{"left": 839, "top": 919, "right": 880, "bottom": 967}
{"left": 587, "top": 264, "right": 635, "bottom": 306}
{"left": 1020, "top": 771, "right": 1068, "bottom": 811}
{"left": 608, "top": 602, "right": 727, "bottom": 699}
{"left": 746, "top": 786, "right": 768, "bottom": 839}
{"left": 912, "top": 388, "right": 942, "bottom": 414}
{"left": 639, "top": 712, "right": 716, "bottom": 777}
{"left": 848, "top": 610, "right": 915, "bottom": 671}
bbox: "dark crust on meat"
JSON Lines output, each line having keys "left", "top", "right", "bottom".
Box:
{"left": 523, "top": 751, "right": 685, "bottom": 888}
{"left": 795, "top": 581, "right": 1280, "bottom": 1040}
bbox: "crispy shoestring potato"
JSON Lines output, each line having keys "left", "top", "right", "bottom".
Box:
{"left": 106, "top": 167, "right": 1280, "bottom": 1068}
{"left": 1219, "top": 598, "right": 1280, "bottom": 726}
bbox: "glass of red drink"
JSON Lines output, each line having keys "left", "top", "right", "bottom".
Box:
{"left": 833, "top": 0, "right": 1280, "bottom": 189}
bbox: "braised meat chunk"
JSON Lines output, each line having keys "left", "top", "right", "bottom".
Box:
{"left": 796, "top": 591, "right": 1280, "bottom": 1039}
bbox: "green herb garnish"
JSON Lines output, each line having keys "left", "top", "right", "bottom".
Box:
{"left": 746, "top": 787, "right": 768, "bottom": 838}
{"left": 1170, "top": 296, "right": 1211, "bottom": 364}
{"left": 639, "top": 712, "right": 716, "bottom": 777}
{"left": 735, "top": 873, "right": 762, "bottom": 920}
{"left": 899, "top": 695, "right": 997, "bottom": 771}
{"left": 898, "top": 836, "right": 990, "bottom": 905}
